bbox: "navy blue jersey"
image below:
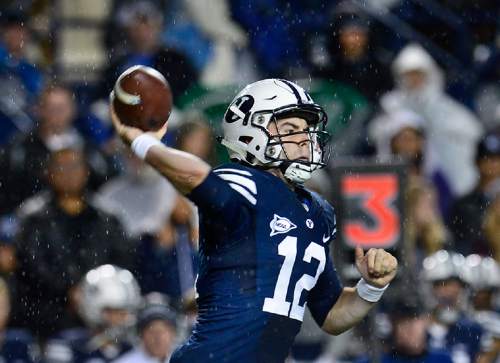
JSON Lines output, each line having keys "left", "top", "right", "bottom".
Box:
{"left": 428, "top": 315, "right": 483, "bottom": 363}
{"left": 171, "top": 163, "right": 343, "bottom": 363}
{"left": 44, "top": 328, "right": 132, "bottom": 363}
{"left": 0, "top": 329, "right": 36, "bottom": 363}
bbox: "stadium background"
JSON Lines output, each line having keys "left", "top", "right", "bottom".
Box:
{"left": 0, "top": 0, "right": 499, "bottom": 362}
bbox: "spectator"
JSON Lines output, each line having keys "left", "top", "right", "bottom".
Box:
{"left": 0, "top": 84, "right": 116, "bottom": 215}
{"left": 369, "top": 110, "right": 450, "bottom": 272}
{"left": 44, "top": 265, "right": 141, "bottom": 363}
{"left": 112, "top": 301, "right": 178, "bottom": 363}
{"left": 0, "top": 217, "right": 17, "bottom": 279}
{"left": 96, "top": 150, "right": 179, "bottom": 239}
{"left": 405, "top": 179, "right": 449, "bottom": 265}
{"left": 464, "top": 255, "right": 500, "bottom": 315}
{"left": 101, "top": 1, "right": 198, "bottom": 104}
{"left": 231, "top": 0, "right": 330, "bottom": 77}
{"left": 380, "top": 43, "right": 483, "bottom": 197}
{"left": 356, "top": 296, "right": 453, "bottom": 363}
{"left": 15, "top": 148, "right": 134, "bottom": 338}
{"left": 173, "top": 117, "right": 216, "bottom": 165}
{"left": 475, "top": 48, "right": 500, "bottom": 132}
{"left": 369, "top": 109, "right": 453, "bottom": 216}
{"left": 172, "top": 114, "right": 217, "bottom": 237}
{"left": 0, "top": 277, "right": 38, "bottom": 363}
{"left": 422, "top": 250, "right": 483, "bottom": 363}
{"left": 316, "top": 8, "right": 392, "bottom": 102}
{"left": 482, "top": 184, "right": 500, "bottom": 262}
{"left": 0, "top": 216, "right": 21, "bottom": 328}
{"left": 135, "top": 203, "right": 197, "bottom": 303}
{"left": 0, "top": 11, "right": 43, "bottom": 145}
{"left": 448, "top": 132, "right": 500, "bottom": 256}
{"left": 464, "top": 255, "right": 500, "bottom": 363}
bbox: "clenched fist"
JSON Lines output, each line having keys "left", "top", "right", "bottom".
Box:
{"left": 355, "top": 247, "right": 398, "bottom": 288}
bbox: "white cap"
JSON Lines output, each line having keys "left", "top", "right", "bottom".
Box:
{"left": 369, "top": 109, "right": 425, "bottom": 157}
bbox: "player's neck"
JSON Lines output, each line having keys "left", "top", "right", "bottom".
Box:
{"left": 267, "top": 168, "right": 294, "bottom": 190}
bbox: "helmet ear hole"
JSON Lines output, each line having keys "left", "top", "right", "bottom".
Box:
{"left": 239, "top": 136, "right": 253, "bottom": 144}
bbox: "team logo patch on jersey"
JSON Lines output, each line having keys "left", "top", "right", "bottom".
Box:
{"left": 269, "top": 214, "right": 297, "bottom": 236}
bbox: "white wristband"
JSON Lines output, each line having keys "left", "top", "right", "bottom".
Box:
{"left": 131, "top": 134, "right": 162, "bottom": 160}
{"left": 356, "top": 278, "right": 389, "bottom": 302}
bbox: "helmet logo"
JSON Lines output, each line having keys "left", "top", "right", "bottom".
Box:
{"left": 225, "top": 95, "right": 254, "bottom": 123}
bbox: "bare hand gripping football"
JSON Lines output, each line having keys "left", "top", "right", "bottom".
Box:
{"left": 110, "top": 102, "right": 167, "bottom": 146}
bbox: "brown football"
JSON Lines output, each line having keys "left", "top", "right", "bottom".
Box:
{"left": 111, "top": 65, "right": 172, "bottom": 132}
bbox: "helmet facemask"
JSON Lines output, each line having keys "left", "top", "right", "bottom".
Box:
{"left": 258, "top": 105, "right": 330, "bottom": 184}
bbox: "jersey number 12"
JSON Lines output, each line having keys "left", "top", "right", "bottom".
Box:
{"left": 263, "top": 236, "right": 326, "bottom": 321}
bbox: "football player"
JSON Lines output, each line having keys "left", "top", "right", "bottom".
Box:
{"left": 110, "top": 79, "right": 398, "bottom": 362}
{"left": 44, "top": 265, "right": 141, "bottom": 363}
{"left": 464, "top": 255, "right": 500, "bottom": 363}
{"left": 422, "top": 250, "right": 483, "bottom": 363}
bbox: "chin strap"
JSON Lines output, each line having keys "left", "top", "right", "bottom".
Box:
{"left": 280, "top": 161, "right": 313, "bottom": 184}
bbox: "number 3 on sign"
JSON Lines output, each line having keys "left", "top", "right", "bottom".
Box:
{"left": 342, "top": 174, "right": 399, "bottom": 248}
{"left": 263, "top": 236, "right": 326, "bottom": 321}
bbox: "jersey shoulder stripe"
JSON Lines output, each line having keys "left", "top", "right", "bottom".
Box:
{"left": 214, "top": 168, "right": 252, "bottom": 176}
{"left": 216, "top": 173, "right": 257, "bottom": 195}
{"left": 213, "top": 166, "right": 258, "bottom": 205}
{"left": 228, "top": 183, "right": 257, "bottom": 205}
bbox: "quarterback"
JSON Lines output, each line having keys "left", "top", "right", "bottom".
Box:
{"left": 111, "top": 79, "right": 398, "bottom": 363}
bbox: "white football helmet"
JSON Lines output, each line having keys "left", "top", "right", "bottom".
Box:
{"left": 463, "top": 254, "right": 500, "bottom": 291}
{"left": 422, "top": 250, "right": 468, "bottom": 325}
{"left": 79, "top": 264, "right": 141, "bottom": 328}
{"left": 220, "top": 79, "right": 330, "bottom": 184}
{"left": 422, "top": 250, "right": 467, "bottom": 283}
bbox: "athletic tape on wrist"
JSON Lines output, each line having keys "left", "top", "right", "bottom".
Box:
{"left": 131, "top": 134, "right": 162, "bottom": 160}
{"left": 356, "top": 278, "right": 389, "bottom": 302}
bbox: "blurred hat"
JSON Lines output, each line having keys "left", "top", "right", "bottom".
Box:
{"left": 331, "top": 1, "right": 370, "bottom": 30}
{"left": 476, "top": 132, "right": 500, "bottom": 161}
{"left": 137, "top": 304, "right": 177, "bottom": 332}
{"left": 392, "top": 43, "right": 439, "bottom": 76}
{"left": 369, "top": 109, "right": 425, "bottom": 157}
{"left": 391, "top": 43, "right": 445, "bottom": 92}
{"left": 338, "top": 16, "right": 369, "bottom": 32}
{"left": 386, "top": 296, "right": 426, "bottom": 320}
{"left": 422, "top": 250, "right": 467, "bottom": 284}
{"left": 463, "top": 254, "right": 500, "bottom": 290}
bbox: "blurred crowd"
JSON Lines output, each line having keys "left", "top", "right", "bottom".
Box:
{"left": 0, "top": 0, "right": 500, "bottom": 362}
